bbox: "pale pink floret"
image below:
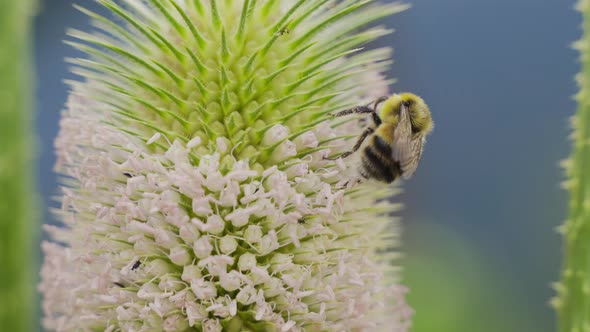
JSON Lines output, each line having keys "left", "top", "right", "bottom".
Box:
{"left": 41, "top": 93, "right": 412, "bottom": 331}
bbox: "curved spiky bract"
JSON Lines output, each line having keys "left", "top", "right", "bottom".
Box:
{"left": 40, "top": 1, "right": 412, "bottom": 331}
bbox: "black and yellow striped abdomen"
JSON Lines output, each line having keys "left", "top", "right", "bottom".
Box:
{"left": 360, "top": 134, "right": 401, "bottom": 183}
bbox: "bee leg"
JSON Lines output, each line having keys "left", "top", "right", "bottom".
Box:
{"left": 370, "top": 97, "right": 389, "bottom": 126}
{"left": 370, "top": 111, "right": 382, "bottom": 126}
{"left": 329, "top": 100, "right": 386, "bottom": 126}
{"left": 324, "top": 127, "right": 374, "bottom": 160}
{"left": 329, "top": 105, "right": 375, "bottom": 118}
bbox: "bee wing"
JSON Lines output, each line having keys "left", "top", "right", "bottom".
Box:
{"left": 400, "top": 137, "right": 424, "bottom": 179}
{"left": 392, "top": 104, "right": 424, "bottom": 180}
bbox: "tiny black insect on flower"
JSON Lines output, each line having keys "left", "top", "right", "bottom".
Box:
{"left": 131, "top": 260, "right": 142, "bottom": 271}
{"left": 278, "top": 27, "right": 290, "bottom": 36}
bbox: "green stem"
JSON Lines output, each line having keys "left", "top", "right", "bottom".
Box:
{"left": 0, "top": 1, "right": 37, "bottom": 331}
{"left": 557, "top": 2, "right": 590, "bottom": 331}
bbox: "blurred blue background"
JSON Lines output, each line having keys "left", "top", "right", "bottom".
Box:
{"left": 34, "top": 0, "right": 579, "bottom": 331}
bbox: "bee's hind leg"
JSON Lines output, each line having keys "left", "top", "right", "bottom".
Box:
{"left": 324, "top": 127, "right": 374, "bottom": 160}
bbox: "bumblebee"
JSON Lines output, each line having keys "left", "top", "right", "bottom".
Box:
{"left": 326, "top": 93, "right": 433, "bottom": 183}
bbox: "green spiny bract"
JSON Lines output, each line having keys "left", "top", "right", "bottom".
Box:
{"left": 66, "top": 0, "right": 400, "bottom": 173}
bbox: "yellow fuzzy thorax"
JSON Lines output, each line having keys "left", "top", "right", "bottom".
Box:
{"left": 379, "top": 92, "right": 433, "bottom": 136}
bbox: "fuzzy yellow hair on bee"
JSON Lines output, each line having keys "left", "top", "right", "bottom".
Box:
{"left": 326, "top": 93, "right": 433, "bottom": 183}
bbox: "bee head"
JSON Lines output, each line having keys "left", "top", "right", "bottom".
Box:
{"left": 380, "top": 93, "right": 433, "bottom": 135}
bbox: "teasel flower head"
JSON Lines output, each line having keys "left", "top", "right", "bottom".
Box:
{"left": 39, "top": 1, "right": 413, "bottom": 331}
